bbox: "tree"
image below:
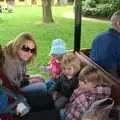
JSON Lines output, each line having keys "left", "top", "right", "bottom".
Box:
{"left": 42, "top": 0, "right": 54, "bottom": 23}
{"left": 54, "top": 0, "right": 68, "bottom": 6}
{"left": 53, "top": 0, "right": 60, "bottom": 5}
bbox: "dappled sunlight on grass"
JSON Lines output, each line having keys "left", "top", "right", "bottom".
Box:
{"left": 63, "top": 12, "right": 74, "bottom": 19}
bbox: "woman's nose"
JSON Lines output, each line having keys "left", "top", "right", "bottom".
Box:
{"left": 27, "top": 51, "right": 33, "bottom": 56}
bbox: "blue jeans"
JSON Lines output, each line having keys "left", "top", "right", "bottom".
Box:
{"left": 22, "top": 82, "right": 47, "bottom": 93}
{"left": 60, "top": 109, "right": 65, "bottom": 120}
{"left": 46, "top": 78, "right": 56, "bottom": 93}
{"left": 21, "top": 82, "right": 49, "bottom": 110}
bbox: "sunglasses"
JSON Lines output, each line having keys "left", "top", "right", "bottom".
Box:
{"left": 21, "top": 45, "right": 35, "bottom": 54}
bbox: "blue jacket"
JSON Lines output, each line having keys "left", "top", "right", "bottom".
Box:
{"left": 90, "top": 28, "right": 120, "bottom": 78}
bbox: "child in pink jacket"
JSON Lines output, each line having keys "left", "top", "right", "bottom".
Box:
{"left": 40, "top": 38, "right": 67, "bottom": 92}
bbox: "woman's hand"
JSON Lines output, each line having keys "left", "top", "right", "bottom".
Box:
{"left": 16, "top": 102, "right": 30, "bottom": 117}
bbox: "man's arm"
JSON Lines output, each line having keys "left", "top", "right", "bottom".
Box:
{"left": 89, "top": 37, "right": 99, "bottom": 62}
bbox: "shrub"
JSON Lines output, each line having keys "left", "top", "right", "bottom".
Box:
{"left": 82, "top": 0, "right": 120, "bottom": 18}
{"left": 96, "top": 4, "right": 114, "bottom": 17}
{"left": 83, "top": 0, "right": 97, "bottom": 8}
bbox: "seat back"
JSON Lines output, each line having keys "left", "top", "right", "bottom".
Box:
{"left": 80, "top": 48, "right": 90, "bottom": 56}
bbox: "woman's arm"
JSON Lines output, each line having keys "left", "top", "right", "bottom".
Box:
{"left": 28, "top": 74, "right": 45, "bottom": 83}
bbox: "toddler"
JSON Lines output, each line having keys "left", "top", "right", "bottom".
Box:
{"left": 52, "top": 52, "right": 86, "bottom": 109}
{"left": 40, "top": 38, "right": 67, "bottom": 92}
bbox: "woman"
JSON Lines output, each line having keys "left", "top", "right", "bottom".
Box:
{"left": 0, "top": 35, "right": 57, "bottom": 119}
{"left": 2, "top": 32, "right": 47, "bottom": 93}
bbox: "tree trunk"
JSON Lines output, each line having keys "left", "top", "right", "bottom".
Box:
{"left": 56, "top": 0, "right": 60, "bottom": 5}
{"left": 31, "top": 0, "right": 37, "bottom": 4}
{"left": 53, "top": 0, "right": 68, "bottom": 6}
{"left": 42, "top": 0, "right": 54, "bottom": 23}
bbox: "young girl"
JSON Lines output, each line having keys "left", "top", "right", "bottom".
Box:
{"left": 40, "top": 38, "right": 67, "bottom": 92}
{"left": 64, "top": 66, "right": 112, "bottom": 120}
{"left": 52, "top": 52, "right": 86, "bottom": 109}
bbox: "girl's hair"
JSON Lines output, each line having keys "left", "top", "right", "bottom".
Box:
{"left": 0, "top": 45, "right": 4, "bottom": 67}
{"left": 3, "top": 32, "right": 37, "bottom": 63}
{"left": 61, "top": 52, "right": 86, "bottom": 73}
{"left": 0, "top": 45, "right": 3, "bottom": 61}
{"left": 79, "top": 65, "right": 109, "bottom": 86}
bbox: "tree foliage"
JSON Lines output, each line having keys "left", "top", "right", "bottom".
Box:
{"left": 82, "top": 0, "right": 120, "bottom": 18}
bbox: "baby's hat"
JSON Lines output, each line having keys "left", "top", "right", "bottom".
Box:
{"left": 50, "top": 38, "right": 67, "bottom": 55}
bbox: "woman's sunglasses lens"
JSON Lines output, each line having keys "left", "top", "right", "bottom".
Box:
{"left": 21, "top": 45, "right": 35, "bottom": 54}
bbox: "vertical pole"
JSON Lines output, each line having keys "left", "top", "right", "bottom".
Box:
{"left": 74, "top": 0, "right": 82, "bottom": 52}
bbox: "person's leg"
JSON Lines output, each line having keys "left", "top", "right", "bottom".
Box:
{"left": 48, "top": 81, "right": 56, "bottom": 93}
{"left": 46, "top": 78, "right": 52, "bottom": 89}
{"left": 55, "top": 96, "right": 68, "bottom": 109}
{"left": 21, "top": 82, "right": 54, "bottom": 111}
{"left": 46, "top": 78, "right": 56, "bottom": 93}
{"left": 60, "top": 108, "right": 65, "bottom": 120}
{"left": 46, "top": 78, "right": 54, "bottom": 90}
{"left": 22, "top": 82, "right": 47, "bottom": 93}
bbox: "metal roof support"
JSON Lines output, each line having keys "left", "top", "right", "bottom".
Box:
{"left": 74, "top": 0, "right": 82, "bottom": 52}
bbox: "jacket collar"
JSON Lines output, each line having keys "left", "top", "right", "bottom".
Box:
{"left": 109, "top": 28, "right": 120, "bottom": 38}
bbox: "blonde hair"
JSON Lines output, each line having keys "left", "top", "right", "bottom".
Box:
{"left": 79, "top": 66, "right": 109, "bottom": 86}
{"left": 61, "top": 52, "right": 86, "bottom": 74}
{"left": 0, "top": 45, "right": 4, "bottom": 66}
{"left": 3, "top": 32, "right": 37, "bottom": 63}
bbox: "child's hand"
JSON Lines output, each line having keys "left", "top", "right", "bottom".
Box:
{"left": 52, "top": 91, "right": 58, "bottom": 100}
{"left": 40, "top": 66, "right": 51, "bottom": 72}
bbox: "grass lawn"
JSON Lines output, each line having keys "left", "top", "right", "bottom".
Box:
{"left": 0, "top": 5, "right": 110, "bottom": 74}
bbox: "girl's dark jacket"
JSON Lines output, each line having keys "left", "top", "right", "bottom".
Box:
{"left": 52, "top": 72, "right": 80, "bottom": 98}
